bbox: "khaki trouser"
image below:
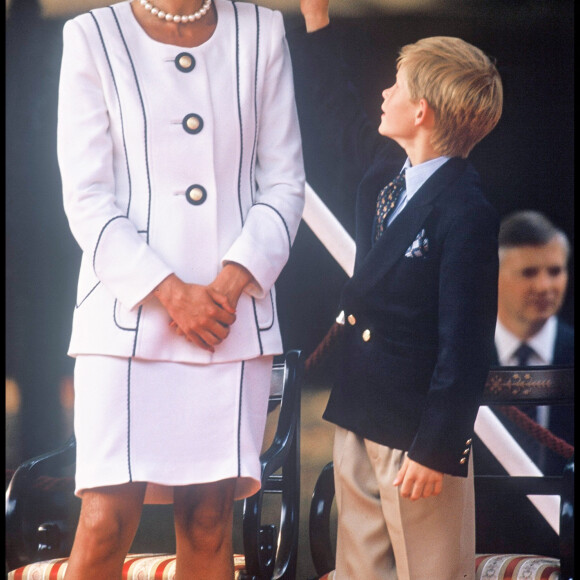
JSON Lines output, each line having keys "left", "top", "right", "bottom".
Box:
{"left": 331, "top": 426, "right": 475, "bottom": 580}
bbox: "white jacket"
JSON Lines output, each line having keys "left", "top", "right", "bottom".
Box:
{"left": 57, "top": 0, "right": 305, "bottom": 364}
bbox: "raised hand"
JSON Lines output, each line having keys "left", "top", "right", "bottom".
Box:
{"left": 300, "top": 0, "right": 330, "bottom": 32}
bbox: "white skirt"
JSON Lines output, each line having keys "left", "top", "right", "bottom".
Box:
{"left": 73, "top": 354, "right": 273, "bottom": 504}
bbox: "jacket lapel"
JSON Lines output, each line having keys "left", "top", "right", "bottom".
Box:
{"left": 351, "top": 158, "right": 468, "bottom": 294}
{"left": 352, "top": 205, "right": 434, "bottom": 292}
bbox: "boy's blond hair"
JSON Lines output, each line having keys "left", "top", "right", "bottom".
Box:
{"left": 398, "top": 36, "right": 503, "bottom": 159}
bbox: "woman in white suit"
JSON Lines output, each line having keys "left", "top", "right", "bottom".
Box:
{"left": 56, "top": 0, "right": 305, "bottom": 577}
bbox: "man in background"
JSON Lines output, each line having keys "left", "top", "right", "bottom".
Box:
{"left": 493, "top": 210, "right": 573, "bottom": 473}
{"left": 474, "top": 210, "right": 573, "bottom": 557}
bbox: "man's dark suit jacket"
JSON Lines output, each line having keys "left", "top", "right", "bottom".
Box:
{"left": 548, "top": 319, "right": 574, "bottom": 367}
{"left": 288, "top": 24, "right": 499, "bottom": 478}
{"left": 543, "top": 319, "right": 574, "bottom": 452}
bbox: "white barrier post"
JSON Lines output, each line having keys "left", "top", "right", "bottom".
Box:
{"left": 302, "top": 183, "right": 355, "bottom": 277}
{"left": 475, "top": 407, "right": 559, "bottom": 533}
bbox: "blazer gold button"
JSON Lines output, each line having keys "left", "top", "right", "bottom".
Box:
{"left": 183, "top": 113, "right": 203, "bottom": 134}
{"left": 347, "top": 314, "right": 356, "bottom": 326}
{"left": 463, "top": 448, "right": 470, "bottom": 455}
{"left": 185, "top": 185, "right": 207, "bottom": 206}
{"left": 460, "top": 457, "right": 467, "bottom": 464}
{"left": 465, "top": 438, "right": 472, "bottom": 445}
{"left": 175, "top": 52, "right": 195, "bottom": 72}
{"left": 362, "top": 329, "right": 371, "bottom": 342}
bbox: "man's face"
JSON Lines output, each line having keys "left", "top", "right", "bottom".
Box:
{"left": 497, "top": 238, "right": 569, "bottom": 333}
{"left": 378, "top": 65, "right": 418, "bottom": 143}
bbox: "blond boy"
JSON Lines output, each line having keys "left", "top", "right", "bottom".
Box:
{"left": 290, "top": 1, "right": 503, "bottom": 578}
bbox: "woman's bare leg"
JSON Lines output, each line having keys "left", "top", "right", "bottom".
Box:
{"left": 173, "top": 479, "right": 237, "bottom": 580}
{"left": 64, "top": 482, "right": 146, "bottom": 580}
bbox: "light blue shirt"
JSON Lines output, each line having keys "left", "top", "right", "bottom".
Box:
{"left": 386, "top": 156, "right": 450, "bottom": 227}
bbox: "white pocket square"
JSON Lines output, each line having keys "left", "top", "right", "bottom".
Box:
{"left": 405, "top": 229, "right": 429, "bottom": 258}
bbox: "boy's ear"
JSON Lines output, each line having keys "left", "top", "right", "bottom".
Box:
{"left": 415, "top": 98, "right": 435, "bottom": 128}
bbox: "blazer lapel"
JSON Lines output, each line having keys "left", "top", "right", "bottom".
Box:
{"left": 351, "top": 158, "right": 468, "bottom": 294}
{"left": 352, "top": 205, "right": 434, "bottom": 292}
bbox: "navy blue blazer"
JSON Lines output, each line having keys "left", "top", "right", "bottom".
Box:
{"left": 289, "top": 25, "right": 499, "bottom": 477}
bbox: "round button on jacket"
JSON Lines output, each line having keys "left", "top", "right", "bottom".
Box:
{"left": 175, "top": 52, "right": 195, "bottom": 72}
{"left": 185, "top": 185, "right": 207, "bottom": 206}
{"left": 182, "top": 114, "right": 203, "bottom": 134}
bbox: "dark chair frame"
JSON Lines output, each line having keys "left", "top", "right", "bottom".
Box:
{"left": 5, "top": 350, "right": 304, "bottom": 580}
{"left": 308, "top": 366, "right": 574, "bottom": 580}
{"left": 240, "top": 350, "right": 303, "bottom": 580}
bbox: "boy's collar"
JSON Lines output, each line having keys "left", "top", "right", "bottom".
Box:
{"left": 403, "top": 156, "right": 450, "bottom": 200}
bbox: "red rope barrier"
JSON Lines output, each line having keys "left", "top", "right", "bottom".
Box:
{"left": 304, "top": 322, "right": 345, "bottom": 376}
{"left": 497, "top": 405, "right": 574, "bottom": 459}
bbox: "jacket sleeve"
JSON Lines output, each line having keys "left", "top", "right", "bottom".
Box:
{"left": 57, "top": 18, "right": 173, "bottom": 311}
{"left": 221, "top": 10, "right": 305, "bottom": 299}
{"left": 407, "top": 200, "right": 499, "bottom": 475}
{"left": 287, "top": 23, "right": 402, "bottom": 182}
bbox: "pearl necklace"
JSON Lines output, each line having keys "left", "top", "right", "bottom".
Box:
{"left": 139, "top": 0, "right": 212, "bottom": 23}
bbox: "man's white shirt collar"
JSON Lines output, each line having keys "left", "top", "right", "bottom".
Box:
{"left": 495, "top": 316, "right": 557, "bottom": 366}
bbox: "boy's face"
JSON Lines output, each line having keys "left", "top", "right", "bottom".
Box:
{"left": 378, "top": 65, "right": 419, "bottom": 144}
{"left": 497, "top": 238, "right": 569, "bottom": 332}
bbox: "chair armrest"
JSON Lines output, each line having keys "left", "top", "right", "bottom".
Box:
{"left": 260, "top": 351, "right": 303, "bottom": 479}
{"left": 6, "top": 436, "right": 77, "bottom": 571}
{"left": 480, "top": 366, "right": 574, "bottom": 405}
{"left": 474, "top": 475, "right": 562, "bottom": 496}
{"left": 309, "top": 461, "right": 335, "bottom": 577}
{"left": 241, "top": 350, "right": 303, "bottom": 580}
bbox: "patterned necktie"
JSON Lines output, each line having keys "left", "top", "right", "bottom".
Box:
{"left": 514, "top": 342, "right": 534, "bottom": 366}
{"left": 375, "top": 169, "right": 406, "bottom": 241}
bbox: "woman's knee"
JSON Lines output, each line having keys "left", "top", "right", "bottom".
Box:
{"left": 76, "top": 485, "right": 145, "bottom": 554}
{"left": 174, "top": 480, "right": 236, "bottom": 550}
